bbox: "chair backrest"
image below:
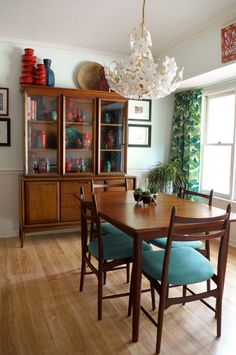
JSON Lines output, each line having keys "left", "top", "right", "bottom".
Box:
{"left": 162, "top": 204, "right": 231, "bottom": 286}
{"left": 80, "top": 187, "right": 104, "bottom": 260}
{"left": 104, "top": 178, "right": 128, "bottom": 191}
{"left": 91, "top": 179, "right": 108, "bottom": 193}
{"left": 181, "top": 188, "right": 213, "bottom": 206}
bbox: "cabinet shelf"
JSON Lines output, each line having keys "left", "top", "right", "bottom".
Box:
{"left": 66, "top": 148, "right": 90, "bottom": 152}
{"left": 65, "top": 122, "right": 92, "bottom": 126}
{"left": 29, "top": 148, "right": 57, "bottom": 152}
{"left": 28, "top": 120, "right": 57, "bottom": 124}
{"left": 101, "top": 123, "right": 123, "bottom": 127}
{"left": 101, "top": 149, "right": 122, "bottom": 152}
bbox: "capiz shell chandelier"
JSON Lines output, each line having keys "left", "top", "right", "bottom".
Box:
{"left": 105, "top": 0, "right": 183, "bottom": 100}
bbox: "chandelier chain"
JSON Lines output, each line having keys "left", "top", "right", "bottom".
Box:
{"left": 141, "top": 0, "right": 146, "bottom": 32}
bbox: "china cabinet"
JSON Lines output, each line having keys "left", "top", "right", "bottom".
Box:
{"left": 19, "top": 85, "right": 135, "bottom": 247}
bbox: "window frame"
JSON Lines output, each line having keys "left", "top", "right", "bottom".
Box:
{"left": 200, "top": 89, "right": 236, "bottom": 200}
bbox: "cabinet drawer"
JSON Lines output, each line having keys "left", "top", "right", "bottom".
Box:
{"left": 61, "top": 181, "right": 91, "bottom": 194}
{"left": 61, "top": 193, "right": 80, "bottom": 207}
{"left": 61, "top": 206, "right": 81, "bottom": 222}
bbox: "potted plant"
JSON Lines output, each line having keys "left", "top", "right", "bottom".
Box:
{"left": 148, "top": 160, "right": 186, "bottom": 194}
{"left": 141, "top": 190, "right": 153, "bottom": 204}
{"left": 133, "top": 184, "right": 158, "bottom": 204}
{"left": 133, "top": 188, "right": 143, "bottom": 201}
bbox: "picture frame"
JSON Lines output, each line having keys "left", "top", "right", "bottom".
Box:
{"left": 221, "top": 23, "right": 236, "bottom": 63}
{"left": 0, "top": 118, "right": 11, "bottom": 146}
{"left": 0, "top": 88, "right": 9, "bottom": 116}
{"left": 128, "top": 99, "right": 151, "bottom": 121}
{"left": 128, "top": 124, "right": 151, "bottom": 147}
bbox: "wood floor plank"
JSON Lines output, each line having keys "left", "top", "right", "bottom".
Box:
{"left": 1, "top": 234, "right": 236, "bottom": 354}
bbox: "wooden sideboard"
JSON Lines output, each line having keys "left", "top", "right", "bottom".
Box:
{"left": 19, "top": 176, "right": 136, "bottom": 247}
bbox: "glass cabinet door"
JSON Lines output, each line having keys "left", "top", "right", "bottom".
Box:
{"left": 98, "top": 99, "right": 127, "bottom": 174}
{"left": 26, "top": 94, "right": 59, "bottom": 175}
{"left": 63, "top": 96, "right": 95, "bottom": 174}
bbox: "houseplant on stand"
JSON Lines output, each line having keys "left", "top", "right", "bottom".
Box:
{"left": 133, "top": 183, "right": 158, "bottom": 205}
{"left": 148, "top": 160, "right": 186, "bottom": 194}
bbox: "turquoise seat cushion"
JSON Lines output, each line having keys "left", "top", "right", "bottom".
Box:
{"left": 89, "top": 233, "right": 152, "bottom": 260}
{"left": 142, "top": 247, "right": 214, "bottom": 285}
{"left": 150, "top": 237, "right": 203, "bottom": 250}
{"left": 101, "top": 222, "right": 123, "bottom": 235}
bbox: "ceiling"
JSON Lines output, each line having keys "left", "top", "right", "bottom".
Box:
{"left": 1, "top": 0, "right": 236, "bottom": 56}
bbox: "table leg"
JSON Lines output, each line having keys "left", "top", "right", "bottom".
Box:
{"left": 132, "top": 235, "right": 142, "bottom": 342}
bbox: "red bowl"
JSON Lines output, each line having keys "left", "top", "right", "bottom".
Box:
{"left": 20, "top": 74, "right": 34, "bottom": 79}
{"left": 36, "top": 70, "right": 46, "bottom": 74}
{"left": 37, "top": 64, "right": 45, "bottom": 68}
{"left": 36, "top": 76, "right": 46, "bottom": 81}
{"left": 22, "top": 54, "right": 37, "bottom": 61}
{"left": 22, "top": 67, "right": 35, "bottom": 72}
{"left": 22, "top": 62, "right": 35, "bottom": 66}
{"left": 36, "top": 71, "right": 46, "bottom": 75}
{"left": 36, "top": 78, "right": 46, "bottom": 82}
{"left": 22, "top": 61, "right": 36, "bottom": 66}
{"left": 20, "top": 78, "right": 34, "bottom": 84}
{"left": 24, "top": 48, "right": 34, "bottom": 55}
{"left": 21, "top": 74, "right": 34, "bottom": 79}
{"left": 22, "top": 63, "right": 35, "bottom": 67}
{"left": 22, "top": 65, "right": 35, "bottom": 71}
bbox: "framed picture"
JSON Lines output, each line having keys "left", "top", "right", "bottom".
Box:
{"left": 128, "top": 99, "right": 151, "bottom": 121}
{"left": 221, "top": 23, "right": 236, "bottom": 63}
{"left": 0, "top": 88, "right": 9, "bottom": 116}
{"left": 128, "top": 124, "right": 151, "bottom": 147}
{"left": 0, "top": 118, "right": 11, "bottom": 146}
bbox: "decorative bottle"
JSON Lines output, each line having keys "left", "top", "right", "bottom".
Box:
{"left": 43, "top": 59, "right": 55, "bottom": 87}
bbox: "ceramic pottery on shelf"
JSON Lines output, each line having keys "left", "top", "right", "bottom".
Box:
{"left": 43, "top": 58, "right": 55, "bottom": 87}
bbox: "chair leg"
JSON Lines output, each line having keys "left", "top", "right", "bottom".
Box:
{"left": 128, "top": 267, "right": 134, "bottom": 316}
{"left": 104, "top": 261, "right": 107, "bottom": 285}
{"left": 182, "top": 285, "right": 187, "bottom": 305}
{"left": 126, "top": 263, "right": 130, "bottom": 283}
{"left": 80, "top": 254, "right": 86, "bottom": 292}
{"left": 19, "top": 226, "right": 25, "bottom": 248}
{"left": 216, "top": 295, "right": 222, "bottom": 337}
{"left": 207, "top": 279, "right": 211, "bottom": 292}
{"left": 151, "top": 283, "right": 156, "bottom": 310}
{"left": 98, "top": 268, "right": 103, "bottom": 320}
{"left": 206, "top": 240, "right": 211, "bottom": 292}
{"left": 156, "top": 293, "right": 166, "bottom": 354}
{"left": 166, "top": 284, "right": 169, "bottom": 298}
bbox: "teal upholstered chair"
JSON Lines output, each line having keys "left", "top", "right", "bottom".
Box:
{"left": 80, "top": 190, "right": 152, "bottom": 320}
{"left": 140, "top": 204, "right": 231, "bottom": 354}
{"left": 91, "top": 178, "right": 131, "bottom": 282}
{"left": 149, "top": 189, "right": 213, "bottom": 253}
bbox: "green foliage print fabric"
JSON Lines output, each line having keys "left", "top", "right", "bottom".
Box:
{"left": 170, "top": 89, "right": 202, "bottom": 192}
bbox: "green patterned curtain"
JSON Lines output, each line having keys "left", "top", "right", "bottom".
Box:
{"left": 170, "top": 89, "right": 202, "bottom": 192}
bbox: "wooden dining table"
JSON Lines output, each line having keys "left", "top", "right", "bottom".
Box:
{"left": 95, "top": 190, "right": 236, "bottom": 342}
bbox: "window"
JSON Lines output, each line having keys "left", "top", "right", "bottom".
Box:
{"left": 201, "top": 91, "right": 236, "bottom": 199}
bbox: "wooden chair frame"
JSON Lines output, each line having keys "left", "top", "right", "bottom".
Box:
{"left": 104, "top": 178, "right": 128, "bottom": 191}
{"left": 180, "top": 188, "right": 214, "bottom": 291}
{"left": 91, "top": 178, "right": 130, "bottom": 283}
{"left": 141, "top": 204, "right": 231, "bottom": 354}
{"left": 80, "top": 189, "right": 133, "bottom": 320}
{"left": 91, "top": 178, "right": 128, "bottom": 193}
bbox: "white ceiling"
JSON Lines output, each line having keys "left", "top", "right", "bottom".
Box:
{"left": 1, "top": 0, "right": 236, "bottom": 90}
{"left": 1, "top": 0, "right": 236, "bottom": 56}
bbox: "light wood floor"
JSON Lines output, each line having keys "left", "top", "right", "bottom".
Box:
{"left": 1, "top": 234, "right": 236, "bottom": 355}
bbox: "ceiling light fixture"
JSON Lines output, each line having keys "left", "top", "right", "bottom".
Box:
{"left": 105, "top": 0, "right": 184, "bottom": 100}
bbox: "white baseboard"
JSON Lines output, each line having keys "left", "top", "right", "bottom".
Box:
{"left": 229, "top": 239, "right": 236, "bottom": 248}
